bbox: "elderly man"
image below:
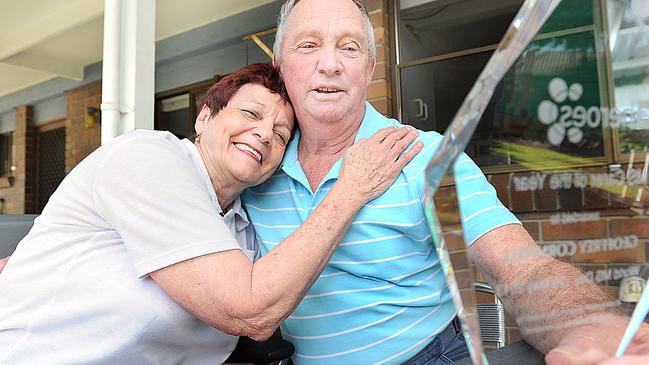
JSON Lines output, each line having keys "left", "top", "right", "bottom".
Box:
{"left": 242, "top": 0, "right": 649, "bottom": 364}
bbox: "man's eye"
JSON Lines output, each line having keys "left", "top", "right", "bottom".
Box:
{"left": 341, "top": 43, "right": 361, "bottom": 56}
{"left": 297, "top": 43, "right": 317, "bottom": 52}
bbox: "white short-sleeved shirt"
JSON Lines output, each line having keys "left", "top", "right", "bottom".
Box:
{"left": 0, "top": 130, "right": 258, "bottom": 365}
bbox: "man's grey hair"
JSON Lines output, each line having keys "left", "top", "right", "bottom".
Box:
{"left": 273, "top": 0, "right": 377, "bottom": 63}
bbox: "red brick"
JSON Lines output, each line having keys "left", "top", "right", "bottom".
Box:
{"left": 510, "top": 189, "right": 534, "bottom": 213}
{"left": 368, "top": 98, "right": 392, "bottom": 116}
{"left": 510, "top": 172, "right": 534, "bottom": 213}
{"left": 522, "top": 221, "right": 540, "bottom": 241}
{"left": 610, "top": 218, "right": 649, "bottom": 238}
{"left": 66, "top": 81, "right": 102, "bottom": 172}
{"left": 363, "top": 0, "right": 386, "bottom": 12}
{"left": 558, "top": 187, "right": 583, "bottom": 210}
{"left": 372, "top": 62, "right": 389, "bottom": 81}
{"left": 444, "top": 227, "right": 467, "bottom": 252}
{"left": 584, "top": 186, "right": 609, "bottom": 209}
{"left": 369, "top": 9, "right": 386, "bottom": 28}
{"left": 367, "top": 79, "right": 390, "bottom": 99}
{"left": 534, "top": 186, "right": 558, "bottom": 211}
{"left": 574, "top": 241, "right": 645, "bottom": 264}
{"left": 488, "top": 173, "right": 510, "bottom": 209}
{"left": 542, "top": 220, "right": 607, "bottom": 240}
{"left": 450, "top": 251, "right": 469, "bottom": 270}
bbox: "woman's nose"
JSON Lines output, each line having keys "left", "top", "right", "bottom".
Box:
{"left": 253, "top": 123, "right": 272, "bottom": 145}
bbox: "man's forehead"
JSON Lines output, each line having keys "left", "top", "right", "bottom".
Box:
{"left": 285, "top": 4, "right": 368, "bottom": 42}
{"left": 287, "top": 20, "right": 367, "bottom": 40}
{"left": 286, "top": 0, "right": 366, "bottom": 32}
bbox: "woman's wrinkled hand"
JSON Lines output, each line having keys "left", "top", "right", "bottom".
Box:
{"left": 338, "top": 126, "right": 423, "bottom": 203}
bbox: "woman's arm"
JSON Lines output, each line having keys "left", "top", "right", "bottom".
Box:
{"left": 150, "top": 127, "right": 422, "bottom": 341}
{"left": 0, "top": 256, "right": 8, "bottom": 272}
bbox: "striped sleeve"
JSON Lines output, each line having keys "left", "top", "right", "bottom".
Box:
{"left": 410, "top": 131, "right": 520, "bottom": 245}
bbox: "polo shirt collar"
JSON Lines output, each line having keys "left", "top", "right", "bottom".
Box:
{"left": 280, "top": 102, "right": 382, "bottom": 190}
{"left": 354, "top": 101, "right": 385, "bottom": 142}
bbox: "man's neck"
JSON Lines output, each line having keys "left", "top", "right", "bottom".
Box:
{"left": 297, "top": 114, "right": 364, "bottom": 191}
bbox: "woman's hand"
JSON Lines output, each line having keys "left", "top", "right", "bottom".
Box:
{"left": 338, "top": 126, "right": 423, "bottom": 203}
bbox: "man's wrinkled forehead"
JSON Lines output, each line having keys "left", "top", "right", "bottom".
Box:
{"left": 284, "top": 0, "right": 369, "bottom": 42}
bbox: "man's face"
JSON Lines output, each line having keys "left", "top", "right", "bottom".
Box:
{"left": 278, "top": 0, "right": 376, "bottom": 125}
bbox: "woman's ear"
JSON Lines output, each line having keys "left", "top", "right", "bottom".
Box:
{"left": 194, "top": 106, "right": 212, "bottom": 135}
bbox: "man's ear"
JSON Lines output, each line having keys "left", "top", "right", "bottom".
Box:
{"left": 194, "top": 106, "right": 212, "bottom": 135}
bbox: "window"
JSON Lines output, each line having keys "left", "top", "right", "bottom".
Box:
{"left": 155, "top": 78, "right": 219, "bottom": 140}
{"left": 395, "top": 0, "right": 526, "bottom": 170}
{"left": 394, "top": 0, "right": 649, "bottom": 171}
{"left": 610, "top": 0, "right": 649, "bottom": 160}
{"left": 0, "top": 132, "right": 14, "bottom": 176}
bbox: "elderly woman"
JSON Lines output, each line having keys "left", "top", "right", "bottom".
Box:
{"left": 0, "top": 63, "right": 422, "bottom": 364}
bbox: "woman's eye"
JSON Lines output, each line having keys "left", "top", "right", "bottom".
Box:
{"left": 275, "top": 132, "right": 286, "bottom": 144}
{"left": 243, "top": 110, "right": 259, "bottom": 119}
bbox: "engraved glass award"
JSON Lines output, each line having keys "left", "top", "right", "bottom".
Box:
{"left": 419, "top": 0, "right": 649, "bottom": 363}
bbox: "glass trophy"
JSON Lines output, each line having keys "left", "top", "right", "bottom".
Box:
{"left": 421, "top": 0, "right": 649, "bottom": 363}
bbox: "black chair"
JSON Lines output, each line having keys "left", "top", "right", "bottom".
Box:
{"left": 225, "top": 329, "right": 294, "bottom": 364}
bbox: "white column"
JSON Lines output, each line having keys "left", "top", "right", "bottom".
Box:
{"left": 100, "top": 0, "right": 121, "bottom": 145}
{"left": 121, "top": 0, "right": 155, "bottom": 133}
{"left": 101, "top": 0, "right": 155, "bottom": 145}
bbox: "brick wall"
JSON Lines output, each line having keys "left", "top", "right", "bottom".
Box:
{"left": 365, "top": 0, "right": 392, "bottom": 116}
{"left": 486, "top": 168, "right": 649, "bottom": 343}
{"left": 0, "top": 106, "right": 36, "bottom": 214}
{"left": 65, "top": 81, "right": 102, "bottom": 173}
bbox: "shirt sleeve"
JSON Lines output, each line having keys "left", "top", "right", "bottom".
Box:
{"left": 93, "top": 135, "right": 241, "bottom": 277}
{"left": 411, "top": 131, "right": 520, "bottom": 245}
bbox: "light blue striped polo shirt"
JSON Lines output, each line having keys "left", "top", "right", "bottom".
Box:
{"left": 242, "top": 102, "right": 520, "bottom": 364}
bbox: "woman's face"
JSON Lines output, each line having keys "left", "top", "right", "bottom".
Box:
{"left": 195, "top": 83, "right": 294, "bottom": 188}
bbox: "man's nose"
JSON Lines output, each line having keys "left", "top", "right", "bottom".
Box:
{"left": 318, "top": 45, "right": 342, "bottom": 76}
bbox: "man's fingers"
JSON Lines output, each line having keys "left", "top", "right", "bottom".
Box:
{"left": 370, "top": 127, "right": 398, "bottom": 143}
{"left": 379, "top": 127, "right": 411, "bottom": 149}
{"left": 394, "top": 141, "right": 423, "bottom": 169}
{"left": 596, "top": 354, "right": 649, "bottom": 365}
{"left": 389, "top": 130, "right": 419, "bottom": 159}
{"left": 546, "top": 344, "right": 609, "bottom": 365}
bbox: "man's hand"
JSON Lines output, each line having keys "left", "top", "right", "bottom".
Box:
{"left": 597, "top": 353, "right": 649, "bottom": 365}
{"left": 0, "top": 256, "right": 9, "bottom": 272}
{"left": 545, "top": 314, "right": 649, "bottom": 364}
{"left": 470, "top": 224, "right": 649, "bottom": 364}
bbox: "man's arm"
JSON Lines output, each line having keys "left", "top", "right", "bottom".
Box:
{"left": 469, "top": 223, "right": 649, "bottom": 363}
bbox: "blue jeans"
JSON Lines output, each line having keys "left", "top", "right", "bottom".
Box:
{"left": 401, "top": 317, "right": 470, "bottom": 365}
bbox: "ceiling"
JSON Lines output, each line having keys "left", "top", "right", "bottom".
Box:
{"left": 0, "top": 0, "right": 275, "bottom": 98}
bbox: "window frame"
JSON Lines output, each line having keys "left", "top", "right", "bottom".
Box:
{"left": 0, "top": 131, "right": 14, "bottom": 178}
{"left": 390, "top": 0, "right": 637, "bottom": 174}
